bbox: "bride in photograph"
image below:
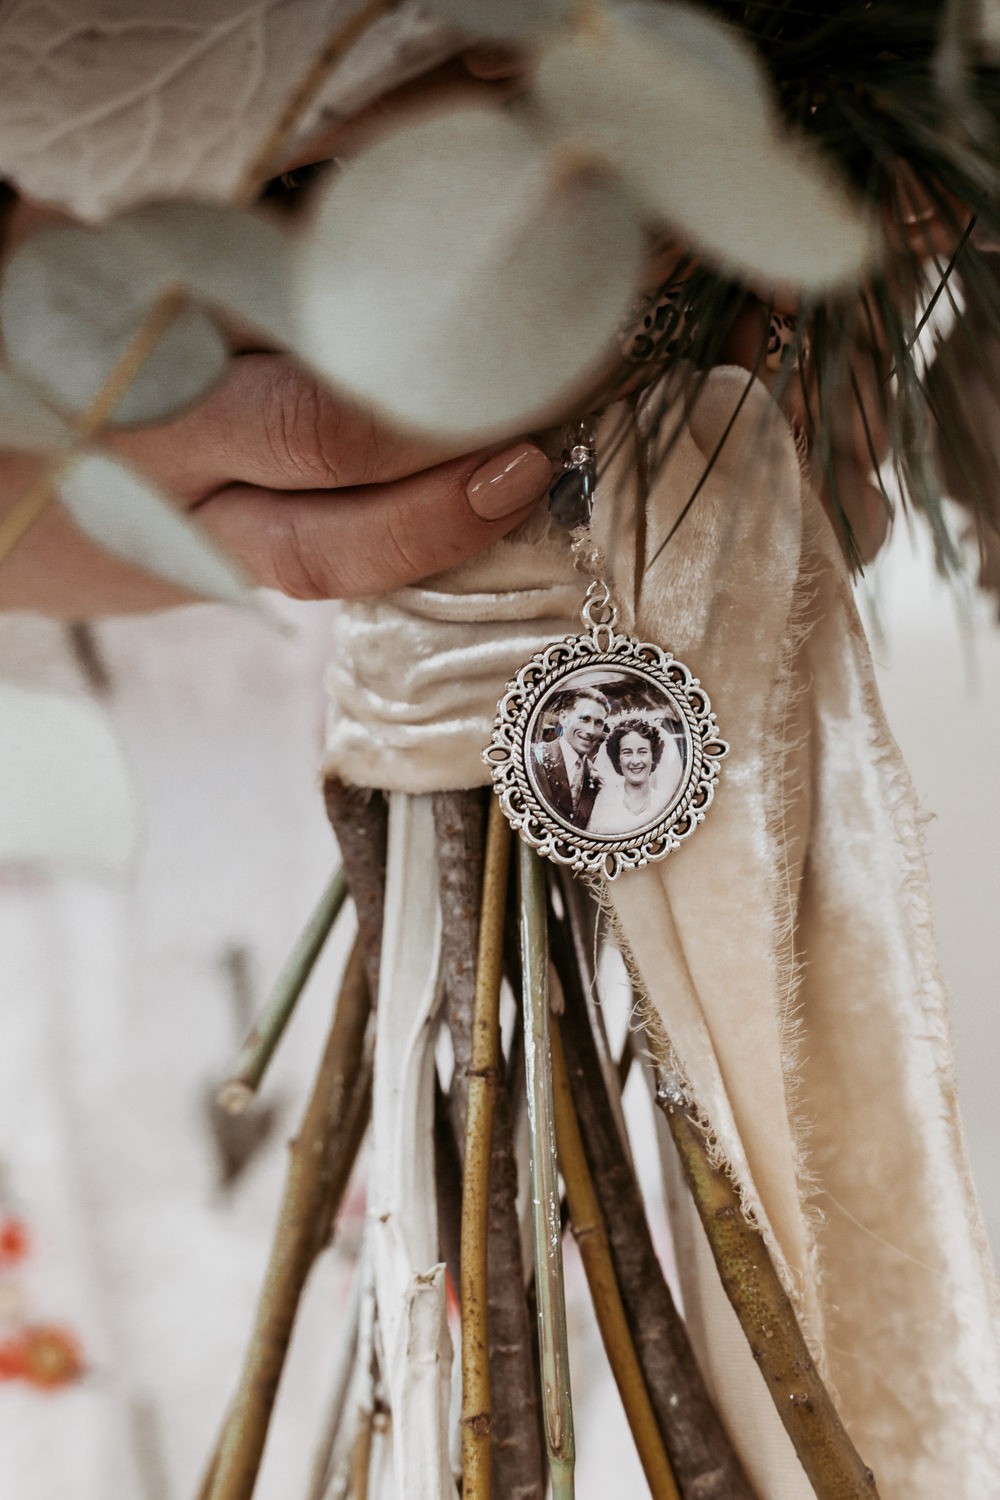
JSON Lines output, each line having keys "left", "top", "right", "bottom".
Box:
{"left": 589, "top": 714, "right": 685, "bottom": 836}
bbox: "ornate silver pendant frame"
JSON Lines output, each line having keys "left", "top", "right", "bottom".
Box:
{"left": 483, "top": 583, "right": 728, "bottom": 880}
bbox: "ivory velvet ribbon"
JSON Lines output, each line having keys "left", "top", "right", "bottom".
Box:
{"left": 323, "top": 369, "right": 1000, "bottom": 1497}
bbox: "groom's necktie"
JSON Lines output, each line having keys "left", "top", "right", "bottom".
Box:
{"left": 571, "top": 756, "right": 589, "bottom": 812}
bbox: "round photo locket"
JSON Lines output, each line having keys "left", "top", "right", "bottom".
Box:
{"left": 483, "top": 581, "right": 728, "bottom": 880}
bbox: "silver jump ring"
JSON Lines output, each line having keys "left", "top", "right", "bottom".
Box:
{"left": 581, "top": 578, "right": 616, "bottom": 630}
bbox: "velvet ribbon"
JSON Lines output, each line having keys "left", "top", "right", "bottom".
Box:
{"left": 323, "top": 369, "right": 1000, "bottom": 1497}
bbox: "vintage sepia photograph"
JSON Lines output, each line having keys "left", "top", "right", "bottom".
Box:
{"left": 526, "top": 665, "right": 690, "bottom": 839}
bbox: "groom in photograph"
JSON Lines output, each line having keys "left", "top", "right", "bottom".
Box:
{"left": 533, "top": 686, "right": 610, "bottom": 830}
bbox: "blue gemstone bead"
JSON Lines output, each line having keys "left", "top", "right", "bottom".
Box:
{"left": 549, "top": 464, "right": 595, "bottom": 528}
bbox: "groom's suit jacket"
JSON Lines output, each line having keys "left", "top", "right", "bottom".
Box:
{"left": 532, "top": 738, "right": 602, "bottom": 829}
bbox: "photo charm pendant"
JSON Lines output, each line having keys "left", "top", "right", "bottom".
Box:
{"left": 483, "top": 579, "right": 729, "bottom": 880}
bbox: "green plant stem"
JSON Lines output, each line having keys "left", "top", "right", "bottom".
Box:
{"left": 518, "top": 843, "right": 575, "bottom": 1500}
{"left": 459, "top": 799, "right": 512, "bottom": 1500}
{"left": 218, "top": 867, "right": 348, "bottom": 1112}
{"left": 651, "top": 1058, "right": 880, "bottom": 1499}
{"left": 205, "top": 942, "right": 372, "bottom": 1500}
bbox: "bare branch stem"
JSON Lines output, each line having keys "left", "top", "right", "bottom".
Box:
{"left": 652, "top": 1060, "right": 880, "bottom": 1500}
{"left": 232, "top": 0, "right": 387, "bottom": 202}
{"left": 324, "top": 781, "right": 388, "bottom": 1001}
{"left": 205, "top": 942, "right": 372, "bottom": 1500}
{"left": 519, "top": 843, "right": 575, "bottom": 1500}
{"left": 550, "top": 904, "right": 757, "bottom": 1500}
{"left": 460, "top": 799, "right": 511, "bottom": 1500}
{"left": 550, "top": 1015, "right": 680, "bottom": 1500}
{"left": 219, "top": 867, "right": 348, "bottom": 1112}
{"left": 433, "top": 790, "right": 487, "bottom": 1139}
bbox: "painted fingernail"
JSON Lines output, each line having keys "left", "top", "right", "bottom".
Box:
{"left": 466, "top": 444, "right": 553, "bottom": 520}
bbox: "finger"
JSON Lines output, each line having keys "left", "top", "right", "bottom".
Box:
{"left": 195, "top": 441, "right": 553, "bottom": 598}
{"left": 106, "top": 353, "right": 465, "bottom": 500}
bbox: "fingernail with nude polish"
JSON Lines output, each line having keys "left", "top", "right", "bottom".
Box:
{"left": 467, "top": 444, "right": 553, "bottom": 520}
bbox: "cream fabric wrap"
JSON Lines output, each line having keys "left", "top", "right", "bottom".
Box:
{"left": 323, "top": 369, "right": 1000, "bottom": 1498}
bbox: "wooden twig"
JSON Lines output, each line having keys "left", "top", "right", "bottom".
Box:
{"left": 556, "top": 872, "right": 632, "bottom": 1165}
{"left": 518, "top": 843, "right": 575, "bottom": 1500}
{"left": 459, "top": 800, "right": 510, "bottom": 1499}
{"left": 550, "top": 1014, "right": 680, "bottom": 1500}
{"left": 0, "top": 0, "right": 388, "bottom": 568}
{"left": 484, "top": 1082, "right": 545, "bottom": 1500}
{"left": 205, "top": 942, "right": 372, "bottom": 1500}
{"left": 218, "top": 867, "right": 349, "bottom": 1112}
{"left": 311, "top": 1052, "right": 372, "bottom": 1261}
{"left": 433, "top": 1075, "right": 464, "bottom": 1293}
{"left": 652, "top": 1064, "right": 880, "bottom": 1499}
{"left": 436, "top": 793, "right": 545, "bottom": 1500}
{"left": 323, "top": 781, "right": 388, "bottom": 1001}
{"left": 231, "top": 0, "right": 387, "bottom": 203}
{"left": 433, "top": 790, "right": 487, "bottom": 1141}
{"left": 349, "top": 1410, "right": 374, "bottom": 1500}
{"left": 0, "top": 289, "right": 189, "bottom": 565}
{"left": 303, "top": 1273, "right": 363, "bottom": 1500}
{"left": 324, "top": 1253, "right": 379, "bottom": 1500}
{"left": 551, "top": 907, "right": 757, "bottom": 1500}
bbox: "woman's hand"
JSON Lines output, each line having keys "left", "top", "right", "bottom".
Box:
{"left": 0, "top": 351, "right": 552, "bottom": 616}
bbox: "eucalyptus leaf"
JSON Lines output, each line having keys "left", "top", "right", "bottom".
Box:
{"left": 1, "top": 221, "right": 229, "bottom": 424}
{"left": 0, "top": 679, "right": 137, "bottom": 877}
{"left": 120, "top": 202, "right": 295, "bottom": 347}
{"left": 533, "top": 1, "right": 878, "bottom": 291}
{"left": 292, "top": 105, "right": 644, "bottom": 440}
{"left": 0, "top": 369, "right": 73, "bottom": 451}
{"left": 58, "top": 453, "right": 259, "bottom": 609}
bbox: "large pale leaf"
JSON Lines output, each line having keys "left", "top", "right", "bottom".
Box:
{"left": 58, "top": 453, "right": 260, "bottom": 608}
{"left": 0, "top": 0, "right": 336, "bottom": 219}
{"left": 291, "top": 105, "right": 644, "bottom": 440}
{"left": 1, "top": 221, "right": 229, "bottom": 423}
{"left": 120, "top": 202, "right": 294, "bottom": 346}
{"left": 533, "top": 2, "right": 877, "bottom": 291}
{"left": 0, "top": 679, "right": 137, "bottom": 877}
{"left": 0, "top": 369, "right": 73, "bottom": 451}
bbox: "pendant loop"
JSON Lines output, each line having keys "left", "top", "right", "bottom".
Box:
{"left": 581, "top": 578, "right": 617, "bottom": 632}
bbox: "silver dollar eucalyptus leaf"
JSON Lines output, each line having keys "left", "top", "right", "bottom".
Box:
{"left": 0, "top": 369, "right": 73, "bottom": 451}
{"left": 1, "top": 220, "right": 229, "bottom": 425}
{"left": 0, "top": 679, "right": 137, "bottom": 877}
{"left": 292, "top": 104, "right": 644, "bottom": 440}
{"left": 120, "top": 201, "right": 295, "bottom": 347}
{"left": 533, "top": 1, "right": 878, "bottom": 291}
{"left": 58, "top": 453, "right": 260, "bottom": 609}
